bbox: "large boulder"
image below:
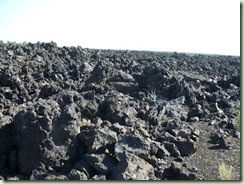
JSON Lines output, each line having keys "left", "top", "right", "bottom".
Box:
{"left": 78, "top": 125, "right": 118, "bottom": 153}
{"left": 114, "top": 134, "right": 150, "bottom": 159}
{"left": 110, "top": 152, "right": 156, "bottom": 180}
{"left": 13, "top": 99, "right": 81, "bottom": 175}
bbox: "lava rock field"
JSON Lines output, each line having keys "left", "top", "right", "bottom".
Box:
{"left": 0, "top": 41, "right": 240, "bottom": 180}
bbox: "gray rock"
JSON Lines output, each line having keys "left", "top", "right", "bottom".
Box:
{"left": 44, "top": 174, "right": 68, "bottom": 180}
{"left": 13, "top": 99, "right": 80, "bottom": 175}
{"left": 55, "top": 103, "right": 81, "bottom": 136}
{"left": 178, "top": 129, "right": 191, "bottom": 139}
{"left": 39, "top": 84, "right": 61, "bottom": 99}
{"left": 190, "top": 134, "right": 199, "bottom": 142}
{"left": 158, "top": 132, "right": 177, "bottom": 142}
{"left": 91, "top": 174, "right": 106, "bottom": 180}
{"left": 107, "top": 70, "right": 135, "bottom": 83}
{"left": 68, "top": 169, "right": 88, "bottom": 180}
{"left": 79, "top": 126, "right": 118, "bottom": 153}
{"left": 84, "top": 153, "right": 118, "bottom": 175}
{"left": 210, "top": 133, "right": 231, "bottom": 149}
{"left": 174, "top": 156, "right": 184, "bottom": 162}
{"left": 30, "top": 169, "right": 46, "bottom": 180}
{"left": 189, "top": 116, "right": 200, "bottom": 122}
{"left": 78, "top": 95, "right": 100, "bottom": 119}
{"left": 145, "top": 155, "right": 159, "bottom": 167}
{"left": 101, "top": 92, "right": 137, "bottom": 126}
{"left": 80, "top": 62, "right": 94, "bottom": 74}
{"left": 165, "top": 120, "right": 179, "bottom": 131}
{"left": 150, "top": 141, "right": 171, "bottom": 158}
{"left": 162, "top": 162, "right": 199, "bottom": 180}
{"left": 53, "top": 91, "right": 79, "bottom": 108}
{"left": 187, "top": 104, "right": 203, "bottom": 119}
{"left": 115, "top": 134, "right": 150, "bottom": 160}
{"left": 163, "top": 142, "right": 181, "bottom": 157}
{"left": 145, "top": 106, "right": 166, "bottom": 126}
{"left": 173, "top": 138, "right": 197, "bottom": 156}
{"left": 234, "top": 131, "right": 240, "bottom": 139}
{"left": 110, "top": 152, "right": 155, "bottom": 180}
{"left": 157, "top": 144, "right": 171, "bottom": 158}
{"left": 30, "top": 169, "right": 68, "bottom": 180}
{"left": 109, "top": 82, "right": 139, "bottom": 93}
{"left": 191, "top": 129, "right": 200, "bottom": 137}
{"left": 225, "top": 119, "right": 235, "bottom": 129}
{"left": 111, "top": 122, "right": 127, "bottom": 138}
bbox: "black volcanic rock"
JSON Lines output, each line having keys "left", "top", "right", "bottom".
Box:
{"left": 0, "top": 41, "right": 240, "bottom": 180}
{"left": 13, "top": 99, "right": 80, "bottom": 175}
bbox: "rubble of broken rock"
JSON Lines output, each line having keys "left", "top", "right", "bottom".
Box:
{"left": 0, "top": 41, "right": 240, "bottom": 180}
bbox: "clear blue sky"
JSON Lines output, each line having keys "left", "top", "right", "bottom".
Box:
{"left": 0, "top": 0, "right": 240, "bottom": 56}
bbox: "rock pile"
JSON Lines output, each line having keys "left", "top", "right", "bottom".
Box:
{"left": 0, "top": 41, "right": 240, "bottom": 180}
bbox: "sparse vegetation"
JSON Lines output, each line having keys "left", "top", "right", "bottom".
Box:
{"left": 218, "top": 162, "right": 234, "bottom": 180}
{"left": 145, "top": 88, "right": 157, "bottom": 101}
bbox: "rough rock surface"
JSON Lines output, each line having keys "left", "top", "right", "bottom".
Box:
{"left": 0, "top": 41, "right": 240, "bottom": 180}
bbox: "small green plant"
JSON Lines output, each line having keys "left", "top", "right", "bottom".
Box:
{"left": 218, "top": 162, "right": 234, "bottom": 180}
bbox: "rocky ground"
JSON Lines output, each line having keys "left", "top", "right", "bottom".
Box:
{"left": 0, "top": 41, "right": 240, "bottom": 180}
